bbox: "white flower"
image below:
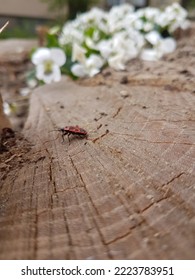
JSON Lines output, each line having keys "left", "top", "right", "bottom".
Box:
{"left": 3, "top": 102, "right": 11, "bottom": 115}
{"left": 27, "top": 78, "right": 37, "bottom": 89}
{"left": 136, "top": 7, "right": 160, "bottom": 22}
{"left": 156, "top": 3, "right": 189, "bottom": 33}
{"left": 133, "top": 7, "right": 160, "bottom": 33}
{"left": 72, "top": 43, "right": 86, "bottom": 63}
{"left": 140, "top": 48, "right": 160, "bottom": 61}
{"left": 32, "top": 48, "right": 66, "bottom": 84}
{"left": 97, "top": 28, "right": 144, "bottom": 71}
{"left": 71, "top": 64, "right": 86, "bottom": 78}
{"left": 109, "top": 4, "right": 134, "bottom": 21}
{"left": 158, "top": 37, "right": 177, "bottom": 54}
{"left": 110, "top": 31, "right": 140, "bottom": 65}
{"left": 59, "top": 22, "right": 84, "bottom": 45}
{"left": 37, "top": 3, "right": 189, "bottom": 78}
{"left": 85, "top": 37, "right": 98, "bottom": 50}
{"left": 181, "top": 20, "right": 190, "bottom": 30}
{"left": 71, "top": 54, "right": 105, "bottom": 78}
{"left": 141, "top": 37, "right": 177, "bottom": 61}
{"left": 97, "top": 40, "right": 113, "bottom": 59}
{"left": 108, "top": 53, "right": 126, "bottom": 71}
{"left": 108, "top": 4, "right": 135, "bottom": 33}
{"left": 145, "top": 31, "right": 161, "bottom": 46}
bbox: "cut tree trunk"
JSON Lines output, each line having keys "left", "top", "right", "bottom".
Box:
{"left": 0, "top": 30, "right": 195, "bottom": 260}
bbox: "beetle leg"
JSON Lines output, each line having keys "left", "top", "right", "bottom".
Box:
{"left": 62, "top": 131, "right": 68, "bottom": 143}
{"left": 67, "top": 133, "right": 70, "bottom": 145}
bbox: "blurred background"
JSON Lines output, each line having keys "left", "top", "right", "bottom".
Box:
{"left": 0, "top": 0, "right": 194, "bottom": 131}
{"left": 0, "top": 0, "right": 194, "bottom": 39}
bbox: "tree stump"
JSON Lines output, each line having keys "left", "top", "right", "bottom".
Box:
{"left": 0, "top": 30, "right": 195, "bottom": 260}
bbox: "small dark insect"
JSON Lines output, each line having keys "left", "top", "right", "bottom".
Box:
{"left": 53, "top": 125, "right": 88, "bottom": 143}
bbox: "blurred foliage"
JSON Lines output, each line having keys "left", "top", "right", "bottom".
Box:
{"left": 188, "top": 0, "right": 195, "bottom": 7}
{"left": 1, "top": 0, "right": 194, "bottom": 39}
{"left": 41, "top": 0, "right": 99, "bottom": 19}
{"left": 182, "top": 0, "right": 195, "bottom": 7}
{"left": 0, "top": 18, "right": 54, "bottom": 39}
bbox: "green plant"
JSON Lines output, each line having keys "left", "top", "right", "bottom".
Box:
{"left": 41, "top": 0, "right": 99, "bottom": 19}
{"left": 182, "top": 0, "right": 195, "bottom": 8}
{"left": 0, "top": 18, "right": 54, "bottom": 39}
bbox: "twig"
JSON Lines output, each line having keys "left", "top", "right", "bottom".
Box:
{"left": 0, "top": 21, "right": 9, "bottom": 34}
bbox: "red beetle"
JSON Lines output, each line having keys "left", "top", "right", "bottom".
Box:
{"left": 54, "top": 125, "right": 88, "bottom": 143}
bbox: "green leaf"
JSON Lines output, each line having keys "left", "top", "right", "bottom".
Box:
{"left": 46, "top": 33, "right": 59, "bottom": 48}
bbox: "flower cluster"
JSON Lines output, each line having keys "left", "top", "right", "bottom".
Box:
{"left": 31, "top": 2, "right": 190, "bottom": 83}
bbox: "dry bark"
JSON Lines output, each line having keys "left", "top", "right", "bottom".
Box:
{"left": 0, "top": 29, "right": 195, "bottom": 260}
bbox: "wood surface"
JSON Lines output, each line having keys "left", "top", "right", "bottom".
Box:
{"left": 0, "top": 30, "right": 195, "bottom": 260}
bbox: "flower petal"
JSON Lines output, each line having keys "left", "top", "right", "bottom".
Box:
{"left": 35, "top": 63, "right": 62, "bottom": 83}
{"left": 36, "top": 64, "right": 45, "bottom": 80}
{"left": 108, "top": 54, "right": 126, "bottom": 71}
{"left": 86, "top": 54, "right": 104, "bottom": 69}
{"left": 98, "top": 40, "right": 112, "bottom": 59}
{"left": 145, "top": 31, "right": 161, "bottom": 46}
{"left": 140, "top": 49, "right": 159, "bottom": 61}
{"left": 50, "top": 48, "right": 66, "bottom": 66}
{"left": 159, "top": 37, "right": 177, "bottom": 54}
{"left": 71, "top": 64, "right": 87, "bottom": 77}
{"left": 42, "top": 73, "right": 55, "bottom": 84}
{"left": 52, "top": 65, "right": 61, "bottom": 82}
{"left": 72, "top": 43, "right": 86, "bottom": 63}
{"left": 32, "top": 48, "right": 51, "bottom": 65}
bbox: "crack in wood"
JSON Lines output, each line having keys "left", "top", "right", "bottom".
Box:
{"left": 112, "top": 132, "right": 194, "bottom": 146}
{"left": 32, "top": 156, "right": 46, "bottom": 164}
{"left": 30, "top": 166, "right": 38, "bottom": 259}
{"left": 97, "top": 124, "right": 103, "bottom": 130}
{"left": 68, "top": 155, "right": 86, "bottom": 188}
{"left": 94, "top": 112, "right": 108, "bottom": 122}
{"left": 117, "top": 119, "right": 195, "bottom": 124}
{"left": 68, "top": 154, "right": 114, "bottom": 259}
{"left": 105, "top": 220, "right": 144, "bottom": 245}
{"left": 33, "top": 211, "right": 38, "bottom": 259}
{"left": 48, "top": 163, "right": 53, "bottom": 183}
{"left": 139, "top": 195, "right": 171, "bottom": 214}
{"left": 123, "top": 77, "right": 195, "bottom": 92}
{"left": 106, "top": 231, "right": 131, "bottom": 246}
{"left": 62, "top": 204, "right": 75, "bottom": 259}
{"left": 48, "top": 161, "right": 57, "bottom": 198}
{"left": 130, "top": 138, "right": 195, "bottom": 146}
{"left": 92, "top": 129, "right": 109, "bottom": 143}
{"left": 160, "top": 172, "right": 185, "bottom": 189}
{"left": 112, "top": 106, "right": 122, "bottom": 118}
{"left": 139, "top": 173, "right": 184, "bottom": 214}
